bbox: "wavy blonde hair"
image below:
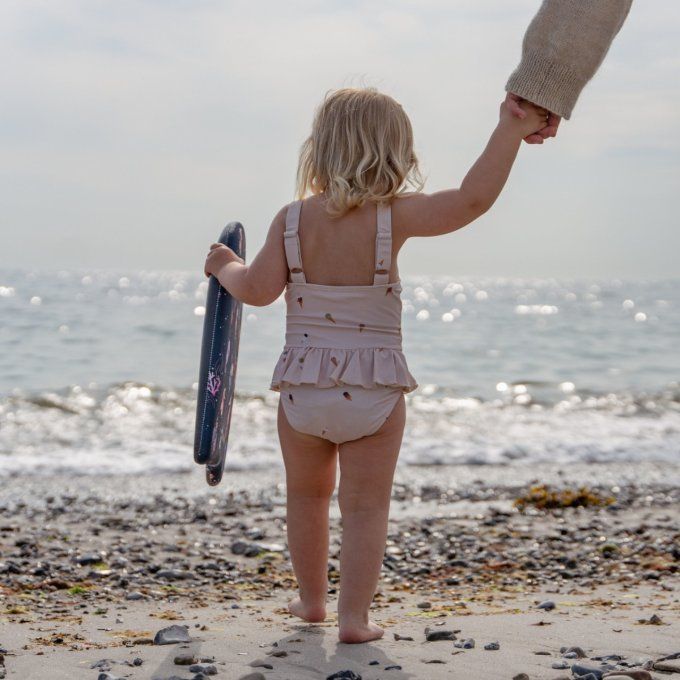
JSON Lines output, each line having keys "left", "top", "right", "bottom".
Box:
{"left": 296, "top": 87, "right": 424, "bottom": 217}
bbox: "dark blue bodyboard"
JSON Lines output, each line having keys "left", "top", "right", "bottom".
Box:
{"left": 194, "top": 222, "right": 246, "bottom": 486}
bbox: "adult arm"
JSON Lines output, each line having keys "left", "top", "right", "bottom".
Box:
{"left": 506, "top": 0, "right": 633, "bottom": 121}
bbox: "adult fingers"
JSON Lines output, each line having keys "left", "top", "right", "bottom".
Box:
{"left": 505, "top": 92, "right": 526, "bottom": 119}
{"left": 545, "top": 113, "right": 561, "bottom": 137}
{"left": 523, "top": 133, "right": 544, "bottom": 145}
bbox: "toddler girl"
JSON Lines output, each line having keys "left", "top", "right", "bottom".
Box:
{"left": 204, "top": 87, "right": 547, "bottom": 643}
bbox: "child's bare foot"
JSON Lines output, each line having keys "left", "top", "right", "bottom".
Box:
{"left": 338, "top": 619, "right": 384, "bottom": 644}
{"left": 287, "top": 596, "right": 326, "bottom": 623}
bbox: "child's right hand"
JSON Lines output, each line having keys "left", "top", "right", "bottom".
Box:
{"left": 498, "top": 99, "right": 549, "bottom": 139}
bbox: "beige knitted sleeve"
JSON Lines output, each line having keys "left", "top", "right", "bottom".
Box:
{"left": 505, "top": 0, "right": 633, "bottom": 120}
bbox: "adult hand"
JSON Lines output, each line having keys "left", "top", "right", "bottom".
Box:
{"left": 504, "top": 92, "right": 561, "bottom": 144}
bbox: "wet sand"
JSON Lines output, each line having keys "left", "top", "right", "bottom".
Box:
{"left": 0, "top": 462, "right": 678, "bottom": 679}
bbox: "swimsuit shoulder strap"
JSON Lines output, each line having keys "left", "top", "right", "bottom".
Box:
{"left": 283, "top": 199, "right": 306, "bottom": 283}
{"left": 373, "top": 201, "right": 392, "bottom": 285}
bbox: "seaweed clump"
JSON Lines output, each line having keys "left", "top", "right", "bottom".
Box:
{"left": 513, "top": 484, "right": 616, "bottom": 511}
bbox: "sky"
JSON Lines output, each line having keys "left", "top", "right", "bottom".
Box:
{"left": 1, "top": 0, "right": 679, "bottom": 278}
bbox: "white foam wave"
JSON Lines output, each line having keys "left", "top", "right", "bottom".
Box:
{"left": 1, "top": 381, "right": 679, "bottom": 476}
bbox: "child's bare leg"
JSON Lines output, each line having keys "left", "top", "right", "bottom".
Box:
{"left": 277, "top": 400, "right": 338, "bottom": 622}
{"left": 336, "top": 393, "right": 405, "bottom": 643}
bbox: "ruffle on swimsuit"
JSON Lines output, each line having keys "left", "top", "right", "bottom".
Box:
{"left": 271, "top": 345, "right": 417, "bottom": 391}
{"left": 269, "top": 198, "right": 418, "bottom": 394}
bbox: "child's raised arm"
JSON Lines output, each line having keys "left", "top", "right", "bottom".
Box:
{"left": 395, "top": 101, "right": 548, "bottom": 240}
{"left": 203, "top": 205, "right": 288, "bottom": 306}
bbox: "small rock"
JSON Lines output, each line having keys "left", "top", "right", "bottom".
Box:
{"left": 97, "top": 674, "right": 122, "bottom": 680}
{"left": 385, "top": 666, "right": 402, "bottom": 671}
{"left": 125, "top": 591, "right": 144, "bottom": 601}
{"left": 563, "top": 647, "right": 588, "bottom": 659}
{"left": 571, "top": 664, "right": 604, "bottom": 679}
{"left": 76, "top": 553, "right": 103, "bottom": 566}
{"left": 552, "top": 661, "right": 570, "bottom": 669}
{"left": 156, "top": 569, "right": 191, "bottom": 580}
{"left": 238, "top": 674, "right": 266, "bottom": 680}
{"left": 637, "top": 614, "right": 663, "bottom": 625}
{"left": 425, "top": 630, "right": 456, "bottom": 642}
{"left": 602, "top": 672, "right": 652, "bottom": 680}
{"left": 653, "top": 659, "right": 680, "bottom": 673}
{"left": 249, "top": 660, "right": 273, "bottom": 670}
{"left": 417, "top": 601, "right": 432, "bottom": 609}
{"left": 189, "top": 664, "right": 217, "bottom": 676}
{"left": 484, "top": 641, "right": 500, "bottom": 651}
{"left": 326, "top": 672, "right": 362, "bottom": 680}
{"left": 91, "top": 660, "right": 115, "bottom": 670}
{"left": 175, "top": 654, "right": 198, "bottom": 665}
{"left": 537, "top": 600, "right": 556, "bottom": 611}
{"left": 153, "top": 624, "right": 191, "bottom": 645}
{"left": 453, "top": 638, "right": 475, "bottom": 649}
{"left": 513, "top": 675, "right": 530, "bottom": 680}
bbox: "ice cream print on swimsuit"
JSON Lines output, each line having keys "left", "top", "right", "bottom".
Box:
{"left": 270, "top": 199, "right": 417, "bottom": 444}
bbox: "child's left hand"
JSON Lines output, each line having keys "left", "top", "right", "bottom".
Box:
{"left": 204, "top": 243, "right": 244, "bottom": 278}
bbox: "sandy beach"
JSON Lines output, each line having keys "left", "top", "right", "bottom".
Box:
{"left": 1, "top": 462, "right": 678, "bottom": 679}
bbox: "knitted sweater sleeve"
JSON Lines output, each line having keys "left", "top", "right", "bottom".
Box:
{"left": 505, "top": 0, "right": 633, "bottom": 120}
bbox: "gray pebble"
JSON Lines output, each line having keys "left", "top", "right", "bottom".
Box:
{"left": 76, "top": 553, "right": 103, "bottom": 566}
{"left": 653, "top": 659, "right": 680, "bottom": 673}
{"left": 189, "top": 664, "right": 217, "bottom": 675}
{"left": 562, "top": 646, "right": 587, "bottom": 658}
{"left": 326, "top": 672, "right": 362, "bottom": 680}
{"left": 175, "top": 654, "right": 198, "bottom": 665}
{"left": 91, "top": 660, "right": 114, "bottom": 670}
{"left": 571, "top": 664, "right": 604, "bottom": 679}
{"left": 153, "top": 624, "right": 191, "bottom": 645}
{"left": 484, "top": 641, "right": 500, "bottom": 651}
{"left": 425, "top": 630, "right": 456, "bottom": 642}
{"left": 537, "top": 600, "right": 556, "bottom": 611}
{"left": 453, "top": 638, "right": 475, "bottom": 649}
{"left": 156, "top": 569, "right": 191, "bottom": 580}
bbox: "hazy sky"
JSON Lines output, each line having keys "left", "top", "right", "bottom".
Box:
{"left": 1, "top": 1, "right": 679, "bottom": 277}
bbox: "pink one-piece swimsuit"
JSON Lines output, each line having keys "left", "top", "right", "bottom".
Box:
{"left": 270, "top": 198, "right": 418, "bottom": 444}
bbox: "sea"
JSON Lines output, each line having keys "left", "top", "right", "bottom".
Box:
{"left": 0, "top": 269, "right": 678, "bottom": 477}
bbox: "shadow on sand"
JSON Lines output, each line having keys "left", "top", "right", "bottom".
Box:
{"left": 264, "top": 622, "right": 417, "bottom": 680}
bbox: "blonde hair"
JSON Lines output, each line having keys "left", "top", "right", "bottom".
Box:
{"left": 296, "top": 87, "right": 424, "bottom": 217}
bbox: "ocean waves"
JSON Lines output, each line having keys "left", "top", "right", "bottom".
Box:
{"left": 1, "top": 380, "right": 678, "bottom": 476}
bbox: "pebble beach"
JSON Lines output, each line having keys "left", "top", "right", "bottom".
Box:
{"left": 1, "top": 461, "right": 678, "bottom": 680}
